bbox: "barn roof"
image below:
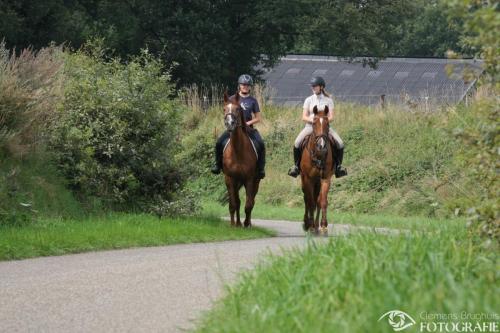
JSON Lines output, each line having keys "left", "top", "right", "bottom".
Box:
{"left": 261, "top": 55, "right": 483, "bottom": 106}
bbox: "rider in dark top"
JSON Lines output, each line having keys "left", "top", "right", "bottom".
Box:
{"left": 211, "top": 74, "right": 266, "bottom": 179}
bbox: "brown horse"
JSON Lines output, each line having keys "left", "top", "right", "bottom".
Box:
{"left": 222, "top": 92, "right": 260, "bottom": 227}
{"left": 300, "top": 105, "right": 334, "bottom": 234}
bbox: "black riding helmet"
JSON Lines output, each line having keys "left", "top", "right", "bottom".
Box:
{"left": 310, "top": 76, "right": 325, "bottom": 87}
{"left": 238, "top": 74, "right": 254, "bottom": 86}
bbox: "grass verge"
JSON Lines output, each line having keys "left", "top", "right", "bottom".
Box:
{"left": 195, "top": 226, "right": 498, "bottom": 333}
{"left": 0, "top": 213, "right": 274, "bottom": 261}
{"left": 203, "top": 201, "right": 465, "bottom": 231}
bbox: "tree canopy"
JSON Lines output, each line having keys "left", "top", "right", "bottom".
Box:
{"left": 0, "top": 0, "right": 467, "bottom": 87}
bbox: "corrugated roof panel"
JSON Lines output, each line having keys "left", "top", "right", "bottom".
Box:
{"left": 339, "top": 69, "right": 355, "bottom": 77}
{"left": 262, "top": 55, "right": 483, "bottom": 105}
{"left": 394, "top": 72, "right": 409, "bottom": 79}
{"left": 367, "top": 70, "right": 382, "bottom": 78}
{"left": 285, "top": 68, "right": 301, "bottom": 75}
{"left": 313, "top": 69, "right": 328, "bottom": 75}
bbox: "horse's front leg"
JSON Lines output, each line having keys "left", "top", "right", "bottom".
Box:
{"left": 301, "top": 177, "right": 315, "bottom": 232}
{"left": 235, "top": 183, "right": 242, "bottom": 227}
{"left": 243, "top": 179, "right": 260, "bottom": 228}
{"left": 319, "top": 179, "right": 331, "bottom": 235}
{"left": 225, "top": 176, "right": 237, "bottom": 226}
{"left": 313, "top": 180, "right": 321, "bottom": 233}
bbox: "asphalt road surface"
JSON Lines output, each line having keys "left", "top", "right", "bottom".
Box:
{"left": 0, "top": 219, "right": 395, "bottom": 332}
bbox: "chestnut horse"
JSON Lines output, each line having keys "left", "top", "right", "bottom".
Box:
{"left": 300, "top": 105, "right": 334, "bottom": 234}
{"left": 221, "top": 92, "right": 260, "bottom": 227}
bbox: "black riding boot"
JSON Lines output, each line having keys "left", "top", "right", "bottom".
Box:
{"left": 334, "top": 146, "right": 348, "bottom": 178}
{"left": 288, "top": 147, "right": 301, "bottom": 178}
{"left": 210, "top": 142, "right": 223, "bottom": 174}
{"left": 257, "top": 145, "right": 266, "bottom": 179}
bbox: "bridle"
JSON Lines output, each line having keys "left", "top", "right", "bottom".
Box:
{"left": 307, "top": 115, "right": 330, "bottom": 171}
{"left": 224, "top": 103, "right": 244, "bottom": 131}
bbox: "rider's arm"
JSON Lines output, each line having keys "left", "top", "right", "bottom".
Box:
{"left": 247, "top": 112, "right": 261, "bottom": 126}
{"left": 327, "top": 98, "right": 335, "bottom": 122}
{"left": 302, "top": 97, "right": 313, "bottom": 123}
{"left": 246, "top": 98, "right": 261, "bottom": 126}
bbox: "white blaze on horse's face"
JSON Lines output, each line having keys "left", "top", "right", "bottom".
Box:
{"left": 318, "top": 137, "right": 326, "bottom": 150}
{"left": 224, "top": 103, "right": 237, "bottom": 131}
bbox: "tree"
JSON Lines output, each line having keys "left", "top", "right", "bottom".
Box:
{"left": 123, "top": 0, "right": 309, "bottom": 87}
{"left": 293, "top": 0, "right": 418, "bottom": 59}
{"left": 391, "top": 0, "right": 463, "bottom": 57}
{"left": 293, "top": 0, "right": 463, "bottom": 59}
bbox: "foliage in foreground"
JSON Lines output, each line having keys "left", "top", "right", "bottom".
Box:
{"left": 447, "top": 0, "right": 499, "bottom": 241}
{"left": 196, "top": 227, "right": 498, "bottom": 333}
{"left": 454, "top": 91, "right": 499, "bottom": 241}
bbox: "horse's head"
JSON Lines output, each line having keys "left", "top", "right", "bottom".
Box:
{"left": 312, "top": 105, "right": 330, "bottom": 153}
{"left": 223, "top": 92, "right": 244, "bottom": 132}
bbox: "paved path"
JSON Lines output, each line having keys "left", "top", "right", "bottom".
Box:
{"left": 0, "top": 219, "right": 397, "bottom": 332}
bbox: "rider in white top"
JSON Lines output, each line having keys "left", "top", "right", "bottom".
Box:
{"left": 288, "top": 76, "right": 347, "bottom": 178}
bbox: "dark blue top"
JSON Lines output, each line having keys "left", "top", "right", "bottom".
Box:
{"left": 230, "top": 94, "right": 260, "bottom": 123}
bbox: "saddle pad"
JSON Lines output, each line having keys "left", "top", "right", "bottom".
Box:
{"left": 223, "top": 135, "right": 259, "bottom": 159}
{"left": 301, "top": 134, "right": 336, "bottom": 149}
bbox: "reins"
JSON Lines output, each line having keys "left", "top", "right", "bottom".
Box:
{"left": 224, "top": 105, "right": 247, "bottom": 131}
{"left": 306, "top": 115, "right": 330, "bottom": 174}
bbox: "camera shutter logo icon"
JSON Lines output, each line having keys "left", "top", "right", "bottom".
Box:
{"left": 378, "top": 310, "right": 416, "bottom": 331}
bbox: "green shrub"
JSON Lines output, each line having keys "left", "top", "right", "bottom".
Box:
{"left": 49, "top": 42, "right": 183, "bottom": 209}
{"left": 453, "top": 92, "right": 499, "bottom": 241}
{"left": 148, "top": 188, "right": 202, "bottom": 218}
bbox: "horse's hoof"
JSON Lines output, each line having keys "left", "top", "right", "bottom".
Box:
{"left": 320, "top": 226, "right": 328, "bottom": 236}
{"left": 244, "top": 223, "right": 252, "bottom": 228}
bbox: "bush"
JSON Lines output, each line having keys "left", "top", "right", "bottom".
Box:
{"left": 454, "top": 93, "right": 499, "bottom": 242}
{"left": 49, "top": 42, "right": 183, "bottom": 209}
{"left": 148, "top": 188, "right": 202, "bottom": 218}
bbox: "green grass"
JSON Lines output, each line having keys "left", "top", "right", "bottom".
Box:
{"left": 180, "top": 102, "right": 483, "bottom": 219}
{"left": 0, "top": 213, "right": 274, "bottom": 261}
{"left": 0, "top": 152, "right": 99, "bottom": 224}
{"left": 196, "top": 226, "right": 498, "bottom": 333}
{"left": 203, "top": 201, "right": 465, "bottom": 232}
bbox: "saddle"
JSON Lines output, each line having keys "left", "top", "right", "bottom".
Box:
{"left": 222, "top": 133, "right": 259, "bottom": 158}
{"left": 301, "top": 134, "right": 337, "bottom": 150}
